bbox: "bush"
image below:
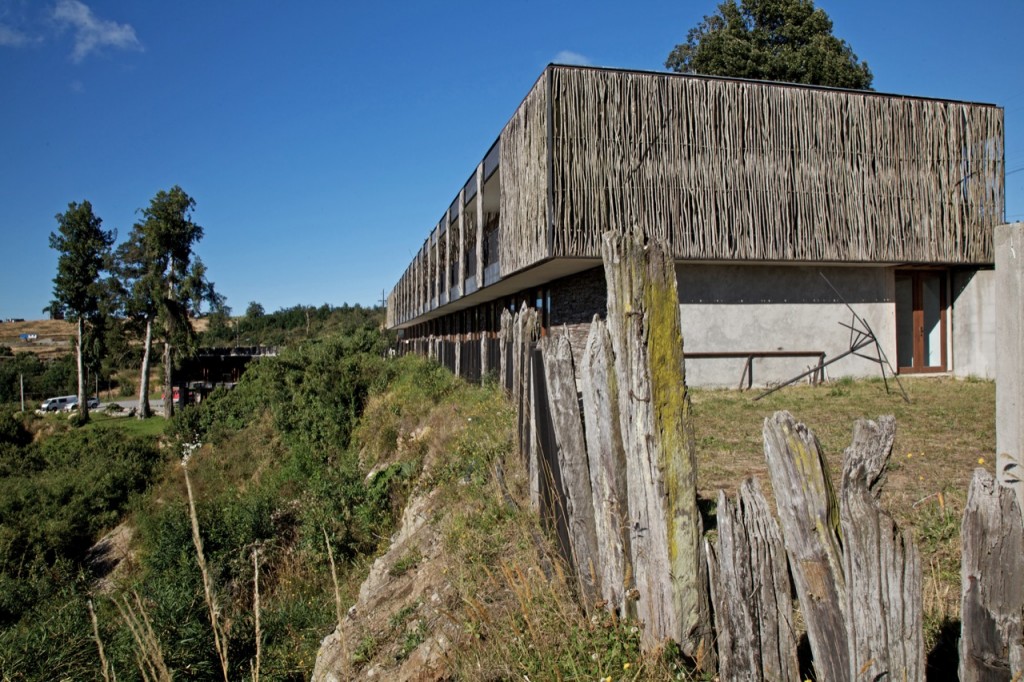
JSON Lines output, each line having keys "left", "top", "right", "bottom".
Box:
{"left": 0, "top": 428, "right": 162, "bottom": 582}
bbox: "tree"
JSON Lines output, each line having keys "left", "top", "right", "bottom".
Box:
{"left": 115, "top": 186, "right": 217, "bottom": 419}
{"left": 48, "top": 201, "right": 115, "bottom": 422}
{"left": 665, "top": 0, "right": 872, "bottom": 89}
{"left": 245, "top": 301, "right": 265, "bottom": 319}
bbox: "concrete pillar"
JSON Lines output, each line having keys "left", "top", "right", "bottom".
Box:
{"left": 427, "top": 229, "right": 434, "bottom": 306}
{"left": 458, "top": 188, "right": 466, "bottom": 298}
{"left": 995, "top": 222, "right": 1024, "bottom": 517}
{"left": 433, "top": 226, "right": 440, "bottom": 305}
{"left": 444, "top": 216, "right": 451, "bottom": 302}
{"left": 476, "top": 163, "right": 485, "bottom": 288}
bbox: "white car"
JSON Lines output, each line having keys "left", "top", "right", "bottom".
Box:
{"left": 40, "top": 395, "right": 76, "bottom": 412}
{"left": 62, "top": 397, "right": 101, "bottom": 412}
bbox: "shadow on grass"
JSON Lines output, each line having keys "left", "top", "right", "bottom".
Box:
{"left": 926, "top": 617, "right": 961, "bottom": 681}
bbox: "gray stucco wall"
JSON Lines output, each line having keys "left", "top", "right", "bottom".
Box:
{"left": 951, "top": 268, "right": 996, "bottom": 379}
{"left": 676, "top": 263, "right": 897, "bottom": 388}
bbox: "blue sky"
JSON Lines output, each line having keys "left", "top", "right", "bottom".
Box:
{"left": 1, "top": 0, "right": 1022, "bottom": 320}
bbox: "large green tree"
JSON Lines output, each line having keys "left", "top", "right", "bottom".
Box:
{"left": 115, "top": 186, "right": 217, "bottom": 419}
{"left": 48, "top": 201, "right": 115, "bottom": 422}
{"left": 665, "top": 0, "right": 872, "bottom": 89}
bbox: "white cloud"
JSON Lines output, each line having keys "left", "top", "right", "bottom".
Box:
{"left": 53, "top": 0, "right": 141, "bottom": 62}
{"left": 0, "top": 22, "right": 34, "bottom": 47}
{"left": 552, "top": 50, "right": 591, "bottom": 66}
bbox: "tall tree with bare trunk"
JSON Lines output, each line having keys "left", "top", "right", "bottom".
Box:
{"left": 115, "top": 186, "right": 216, "bottom": 419}
{"left": 48, "top": 200, "right": 115, "bottom": 423}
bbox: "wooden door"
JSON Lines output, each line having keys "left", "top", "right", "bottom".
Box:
{"left": 895, "top": 271, "right": 947, "bottom": 373}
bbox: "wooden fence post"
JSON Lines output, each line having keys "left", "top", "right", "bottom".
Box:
{"left": 540, "top": 331, "right": 601, "bottom": 606}
{"left": 763, "top": 411, "right": 848, "bottom": 681}
{"left": 602, "top": 230, "right": 711, "bottom": 665}
{"left": 579, "top": 317, "right": 634, "bottom": 618}
{"left": 708, "top": 478, "right": 799, "bottom": 681}
{"left": 959, "top": 467, "right": 1024, "bottom": 681}
{"left": 499, "top": 309, "right": 512, "bottom": 392}
{"left": 840, "top": 416, "right": 923, "bottom": 681}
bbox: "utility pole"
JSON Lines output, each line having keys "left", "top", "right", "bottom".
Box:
{"left": 20, "top": 373, "right": 24, "bottom": 413}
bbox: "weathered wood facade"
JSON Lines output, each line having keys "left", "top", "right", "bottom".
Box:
{"left": 388, "top": 65, "right": 1004, "bottom": 332}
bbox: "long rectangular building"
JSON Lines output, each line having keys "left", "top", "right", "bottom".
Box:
{"left": 387, "top": 65, "right": 1004, "bottom": 385}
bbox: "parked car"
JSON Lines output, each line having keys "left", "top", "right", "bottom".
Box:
{"left": 63, "top": 397, "right": 100, "bottom": 412}
{"left": 40, "top": 395, "right": 76, "bottom": 412}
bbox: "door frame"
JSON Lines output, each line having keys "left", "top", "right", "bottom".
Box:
{"left": 895, "top": 268, "right": 948, "bottom": 374}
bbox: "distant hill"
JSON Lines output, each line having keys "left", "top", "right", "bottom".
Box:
{"left": 0, "top": 319, "right": 76, "bottom": 359}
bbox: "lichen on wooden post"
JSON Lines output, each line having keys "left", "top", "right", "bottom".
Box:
{"left": 762, "top": 411, "right": 848, "bottom": 681}
{"left": 601, "top": 230, "right": 711, "bottom": 664}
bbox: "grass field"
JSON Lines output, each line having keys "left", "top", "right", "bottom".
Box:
{"left": 84, "top": 410, "right": 168, "bottom": 437}
{"left": 31, "top": 407, "right": 169, "bottom": 437}
{"left": 690, "top": 374, "right": 993, "bottom": 646}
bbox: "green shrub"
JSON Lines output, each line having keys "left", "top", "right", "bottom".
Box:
{"left": 0, "top": 428, "right": 161, "bottom": 573}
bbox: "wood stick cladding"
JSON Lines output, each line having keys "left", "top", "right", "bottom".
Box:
{"left": 388, "top": 65, "right": 1004, "bottom": 329}
{"left": 548, "top": 67, "right": 1003, "bottom": 264}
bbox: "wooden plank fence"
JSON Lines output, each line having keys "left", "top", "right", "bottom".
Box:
{"left": 394, "top": 231, "right": 1023, "bottom": 681}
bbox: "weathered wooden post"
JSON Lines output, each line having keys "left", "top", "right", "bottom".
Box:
{"left": 580, "top": 317, "right": 634, "bottom": 619}
{"left": 602, "top": 230, "right": 712, "bottom": 665}
{"left": 764, "top": 412, "right": 924, "bottom": 681}
{"left": 959, "top": 468, "right": 1024, "bottom": 681}
{"left": 498, "top": 309, "right": 513, "bottom": 392}
{"left": 763, "top": 412, "right": 848, "bottom": 681}
{"left": 839, "top": 416, "right": 923, "bottom": 681}
{"left": 512, "top": 306, "right": 540, "bottom": 456}
{"left": 707, "top": 479, "right": 799, "bottom": 682}
{"left": 540, "top": 331, "right": 601, "bottom": 606}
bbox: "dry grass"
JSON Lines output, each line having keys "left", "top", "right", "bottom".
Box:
{"left": 0, "top": 319, "right": 76, "bottom": 358}
{"left": 88, "top": 600, "right": 113, "bottom": 682}
{"left": 0, "top": 317, "right": 208, "bottom": 358}
{"left": 183, "top": 462, "right": 230, "bottom": 682}
{"left": 115, "top": 591, "right": 172, "bottom": 682}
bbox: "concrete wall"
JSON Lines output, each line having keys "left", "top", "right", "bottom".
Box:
{"left": 675, "top": 263, "right": 897, "bottom": 388}
{"left": 546, "top": 260, "right": 996, "bottom": 389}
{"left": 951, "top": 268, "right": 996, "bottom": 379}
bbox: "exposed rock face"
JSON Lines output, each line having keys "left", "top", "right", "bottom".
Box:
{"left": 312, "top": 488, "right": 461, "bottom": 682}
{"left": 86, "top": 522, "right": 136, "bottom": 594}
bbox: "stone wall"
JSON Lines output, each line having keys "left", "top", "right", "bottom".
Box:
{"left": 549, "top": 266, "right": 606, "bottom": 367}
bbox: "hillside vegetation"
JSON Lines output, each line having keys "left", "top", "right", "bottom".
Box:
{"left": 0, "top": 313, "right": 996, "bottom": 679}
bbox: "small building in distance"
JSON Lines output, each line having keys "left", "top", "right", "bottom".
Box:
{"left": 172, "top": 346, "right": 278, "bottom": 405}
{"left": 386, "top": 65, "right": 1004, "bottom": 387}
